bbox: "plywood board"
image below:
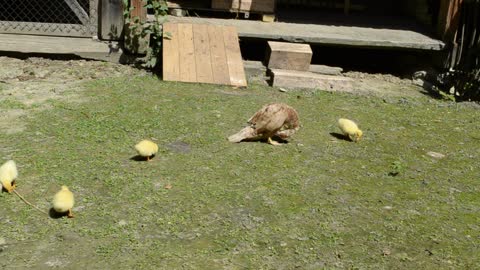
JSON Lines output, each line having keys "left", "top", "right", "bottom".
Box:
{"left": 223, "top": 26, "right": 247, "bottom": 87}
{"left": 163, "top": 22, "right": 247, "bottom": 87}
{"left": 208, "top": 25, "right": 231, "bottom": 85}
{"left": 193, "top": 24, "right": 214, "bottom": 83}
{"left": 177, "top": 23, "right": 197, "bottom": 83}
{"left": 162, "top": 23, "right": 180, "bottom": 81}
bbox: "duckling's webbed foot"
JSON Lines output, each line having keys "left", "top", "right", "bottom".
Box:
{"left": 67, "top": 209, "right": 74, "bottom": 218}
{"left": 268, "top": 137, "right": 282, "bottom": 146}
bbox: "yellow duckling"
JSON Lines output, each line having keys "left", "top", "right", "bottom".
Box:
{"left": 52, "top": 186, "right": 75, "bottom": 218}
{"left": 134, "top": 139, "right": 159, "bottom": 161}
{"left": 338, "top": 118, "right": 363, "bottom": 142}
{"left": 0, "top": 160, "right": 18, "bottom": 193}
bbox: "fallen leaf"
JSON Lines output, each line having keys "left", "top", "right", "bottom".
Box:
{"left": 164, "top": 183, "right": 172, "bottom": 190}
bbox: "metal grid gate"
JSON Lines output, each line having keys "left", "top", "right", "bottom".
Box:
{"left": 0, "top": 0, "right": 98, "bottom": 37}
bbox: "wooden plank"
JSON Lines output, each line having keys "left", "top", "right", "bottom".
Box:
{"left": 222, "top": 26, "right": 247, "bottom": 87}
{"left": 207, "top": 25, "right": 231, "bottom": 85}
{"left": 262, "top": 14, "right": 275, "bottom": 23}
{"left": 163, "top": 23, "right": 180, "bottom": 81}
{"left": 177, "top": 23, "right": 197, "bottom": 83}
{"left": 0, "top": 33, "right": 123, "bottom": 62}
{"left": 131, "top": 0, "right": 147, "bottom": 22}
{"left": 166, "top": 16, "right": 445, "bottom": 51}
{"left": 193, "top": 24, "right": 214, "bottom": 83}
{"left": 270, "top": 69, "right": 353, "bottom": 92}
{"left": 0, "top": 33, "right": 110, "bottom": 54}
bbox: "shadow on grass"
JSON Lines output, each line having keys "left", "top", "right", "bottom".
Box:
{"left": 130, "top": 155, "right": 155, "bottom": 162}
{"left": 49, "top": 208, "right": 68, "bottom": 219}
{"left": 329, "top": 132, "right": 351, "bottom": 142}
{"left": 239, "top": 136, "right": 290, "bottom": 145}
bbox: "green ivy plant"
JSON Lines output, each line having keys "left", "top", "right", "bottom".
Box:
{"left": 123, "top": 0, "right": 168, "bottom": 68}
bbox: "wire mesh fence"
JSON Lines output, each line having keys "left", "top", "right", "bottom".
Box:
{"left": 0, "top": 0, "right": 97, "bottom": 37}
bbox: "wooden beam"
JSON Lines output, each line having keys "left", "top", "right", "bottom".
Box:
{"left": 166, "top": 16, "right": 445, "bottom": 51}
{"left": 65, "top": 0, "right": 90, "bottom": 25}
{"left": 266, "top": 41, "right": 312, "bottom": 71}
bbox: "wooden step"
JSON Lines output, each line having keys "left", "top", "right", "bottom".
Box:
{"left": 266, "top": 41, "right": 312, "bottom": 71}
{"left": 270, "top": 69, "right": 353, "bottom": 91}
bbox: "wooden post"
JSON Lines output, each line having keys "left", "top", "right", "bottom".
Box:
{"left": 438, "top": 0, "right": 463, "bottom": 41}
{"left": 124, "top": 0, "right": 149, "bottom": 54}
{"left": 99, "top": 0, "right": 124, "bottom": 40}
{"left": 130, "top": 0, "right": 147, "bottom": 23}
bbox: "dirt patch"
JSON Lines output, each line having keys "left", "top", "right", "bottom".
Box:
{"left": 342, "top": 71, "right": 426, "bottom": 98}
{"left": 0, "top": 109, "right": 26, "bottom": 134}
{"left": 0, "top": 56, "right": 147, "bottom": 134}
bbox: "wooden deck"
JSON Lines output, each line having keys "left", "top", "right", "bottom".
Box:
{"left": 163, "top": 16, "right": 445, "bottom": 51}
{"left": 162, "top": 23, "right": 247, "bottom": 87}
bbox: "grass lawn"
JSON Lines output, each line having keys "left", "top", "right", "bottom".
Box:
{"left": 1, "top": 75, "right": 479, "bottom": 269}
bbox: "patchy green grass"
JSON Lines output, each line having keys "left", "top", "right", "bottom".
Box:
{"left": 1, "top": 76, "right": 479, "bottom": 269}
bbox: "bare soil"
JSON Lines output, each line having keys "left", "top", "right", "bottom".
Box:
{"left": 0, "top": 56, "right": 147, "bottom": 134}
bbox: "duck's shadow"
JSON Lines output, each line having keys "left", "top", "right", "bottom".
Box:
{"left": 49, "top": 208, "right": 68, "bottom": 219}
{"left": 329, "top": 132, "right": 351, "bottom": 142}
{"left": 241, "top": 136, "right": 289, "bottom": 144}
{"left": 129, "top": 155, "right": 154, "bottom": 162}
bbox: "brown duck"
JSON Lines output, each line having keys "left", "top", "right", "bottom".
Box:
{"left": 228, "top": 103, "right": 300, "bottom": 145}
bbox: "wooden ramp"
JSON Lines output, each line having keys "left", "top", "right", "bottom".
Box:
{"left": 163, "top": 23, "right": 247, "bottom": 87}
